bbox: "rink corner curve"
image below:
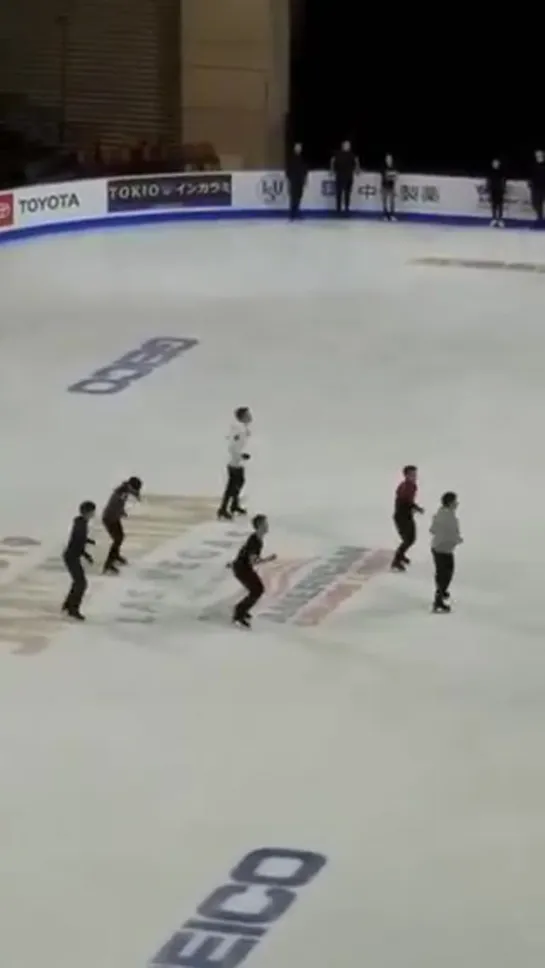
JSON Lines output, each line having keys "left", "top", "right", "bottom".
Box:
{"left": 0, "top": 169, "right": 540, "bottom": 245}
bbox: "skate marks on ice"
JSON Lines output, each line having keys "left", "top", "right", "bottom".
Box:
{"left": 0, "top": 494, "right": 392, "bottom": 657}
{"left": 412, "top": 256, "right": 545, "bottom": 274}
{"left": 109, "top": 517, "right": 392, "bottom": 644}
{"left": 199, "top": 544, "right": 392, "bottom": 629}
{"left": 0, "top": 495, "right": 216, "bottom": 656}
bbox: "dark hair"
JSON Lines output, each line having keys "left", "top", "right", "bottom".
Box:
{"left": 235, "top": 406, "right": 249, "bottom": 421}
{"left": 403, "top": 464, "right": 417, "bottom": 475}
{"left": 441, "top": 491, "right": 457, "bottom": 508}
{"left": 79, "top": 500, "right": 96, "bottom": 514}
{"left": 127, "top": 476, "right": 142, "bottom": 493}
{"left": 252, "top": 514, "right": 267, "bottom": 529}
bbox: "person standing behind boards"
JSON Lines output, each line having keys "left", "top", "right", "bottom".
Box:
{"left": 430, "top": 491, "right": 462, "bottom": 613}
{"left": 381, "top": 153, "right": 398, "bottom": 220}
{"left": 529, "top": 150, "right": 545, "bottom": 224}
{"left": 286, "top": 143, "right": 308, "bottom": 220}
{"left": 487, "top": 158, "right": 506, "bottom": 227}
{"left": 331, "top": 140, "right": 359, "bottom": 216}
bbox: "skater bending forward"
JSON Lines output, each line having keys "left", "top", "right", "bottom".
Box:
{"left": 430, "top": 491, "right": 462, "bottom": 613}
{"left": 231, "top": 514, "right": 276, "bottom": 628}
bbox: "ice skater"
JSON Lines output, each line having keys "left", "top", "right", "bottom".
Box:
{"left": 430, "top": 491, "right": 462, "bottom": 613}
{"left": 102, "top": 476, "right": 142, "bottom": 574}
{"left": 217, "top": 406, "right": 252, "bottom": 521}
{"left": 62, "top": 500, "right": 96, "bottom": 620}
{"left": 391, "top": 465, "right": 424, "bottom": 571}
{"left": 230, "top": 514, "right": 276, "bottom": 628}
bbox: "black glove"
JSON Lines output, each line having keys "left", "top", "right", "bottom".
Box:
{"left": 242, "top": 453, "right": 250, "bottom": 460}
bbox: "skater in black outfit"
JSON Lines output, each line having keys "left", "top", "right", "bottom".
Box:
{"left": 102, "top": 476, "right": 142, "bottom": 574}
{"left": 381, "top": 154, "right": 398, "bottom": 220}
{"left": 62, "top": 500, "right": 96, "bottom": 620}
{"left": 391, "top": 465, "right": 424, "bottom": 571}
{"left": 331, "top": 141, "right": 359, "bottom": 216}
{"left": 487, "top": 159, "right": 506, "bottom": 226}
{"left": 217, "top": 407, "right": 252, "bottom": 521}
{"left": 231, "top": 514, "right": 276, "bottom": 628}
{"left": 286, "top": 143, "right": 308, "bottom": 219}
{"left": 430, "top": 491, "right": 462, "bottom": 613}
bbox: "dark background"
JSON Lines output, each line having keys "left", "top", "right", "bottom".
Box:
{"left": 289, "top": 1, "right": 542, "bottom": 176}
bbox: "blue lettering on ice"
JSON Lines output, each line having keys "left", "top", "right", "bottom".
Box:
{"left": 67, "top": 337, "right": 198, "bottom": 395}
{"left": 149, "top": 847, "right": 326, "bottom": 968}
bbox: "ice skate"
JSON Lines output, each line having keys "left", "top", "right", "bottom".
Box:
{"left": 103, "top": 564, "right": 120, "bottom": 576}
{"left": 391, "top": 560, "right": 406, "bottom": 572}
{"left": 232, "top": 613, "right": 251, "bottom": 629}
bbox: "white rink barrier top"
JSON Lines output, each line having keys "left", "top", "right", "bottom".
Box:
{"left": 0, "top": 169, "right": 538, "bottom": 242}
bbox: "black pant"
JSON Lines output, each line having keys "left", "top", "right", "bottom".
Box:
{"left": 382, "top": 185, "right": 395, "bottom": 217}
{"left": 103, "top": 517, "right": 124, "bottom": 570}
{"left": 490, "top": 191, "right": 504, "bottom": 221}
{"left": 432, "top": 551, "right": 454, "bottom": 602}
{"left": 392, "top": 514, "right": 416, "bottom": 566}
{"left": 288, "top": 178, "right": 305, "bottom": 218}
{"left": 218, "top": 465, "right": 245, "bottom": 516}
{"left": 335, "top": 176, "right": 354, "bottom": 214}
{"left": 63, "top": 554, "right": 87, "bottom": 613}
{"left": 233, "top": 563, "right": 264, "bottom": 619}
{"left": 531, "top": 187, "right": 544, "bottom": 221}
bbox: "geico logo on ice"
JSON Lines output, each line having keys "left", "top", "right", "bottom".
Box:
{"left": 149, "top": 847, "right": 327, "bottom": 968}
{"left": 19, "top": 192, "right": 80, "bottom": 215}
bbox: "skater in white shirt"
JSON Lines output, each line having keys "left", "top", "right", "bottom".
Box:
{"left": 430, "top": 491, "right": 462, "bottom": 613}
{"left": 217, "top": 407, "right": 252, "bottom": 521}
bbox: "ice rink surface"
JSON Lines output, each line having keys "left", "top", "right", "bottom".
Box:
{"left": 1, "top": 217, "right": 545, "bottom": 967}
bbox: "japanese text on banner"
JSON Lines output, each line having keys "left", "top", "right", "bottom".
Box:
{"left": 107, "top": 173, "right": 233, "bottom": 212}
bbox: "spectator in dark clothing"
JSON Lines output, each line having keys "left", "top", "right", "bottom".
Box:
{"left": 286, "top": 143, "right": 308, "bottom": 219}
{"left": 487, "top": 159, "right": 506, "bottom": 227}
{"left": 381, "top": 153, "right": 398, "bottom": 220}
{"left": 529, "top": 150, "right": 545, "bottom": 223}
{"left": 331, "top": 140, "right": 359, "bottom": 216}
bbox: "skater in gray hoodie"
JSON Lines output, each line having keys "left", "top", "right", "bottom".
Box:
{"left": 430, "top": 491, "right": 462, "bottom": 613}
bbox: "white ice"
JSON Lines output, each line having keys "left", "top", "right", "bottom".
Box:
{"left": 1, "top": 218, "right": 545, "bottom": 968}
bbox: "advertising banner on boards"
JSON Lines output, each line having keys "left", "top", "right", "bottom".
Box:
{"left": 107, "top": 173, "right": 233, "bottom": 213}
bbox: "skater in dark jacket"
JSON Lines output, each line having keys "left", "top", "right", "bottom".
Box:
{"left": 430, "top": 491, "right": 462, "bottom": 612}
{"left": 487, "top": 159, "right": 506, "bottom": 226}
{"left": 231, "top": 514, "right": 276, "bottom": 628}
{"left": 391, "top": 465, "right": 424, "bottom": 571}
{"left": 102, "top": 476, "right": 142, "bottom": 574}
{"left": 62, "top": 500, "right": 96, "bottom": 620}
